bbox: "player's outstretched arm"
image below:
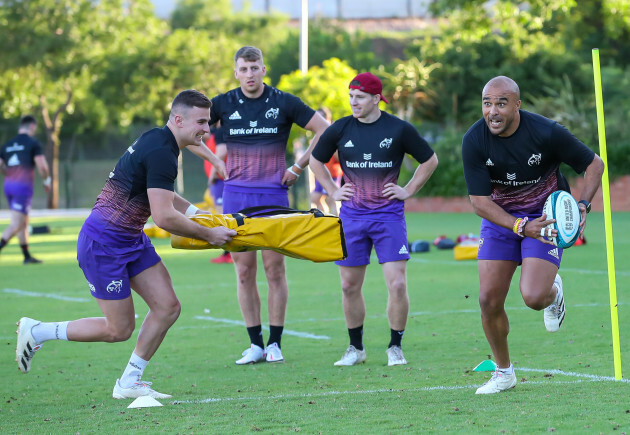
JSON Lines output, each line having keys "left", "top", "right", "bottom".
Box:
{"left": 148, "top": 188, "right": 235, "bottom": 246}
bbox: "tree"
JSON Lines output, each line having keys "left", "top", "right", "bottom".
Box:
{"left": 0, "top": 0, "right": 161, "bottom": 208}
{"left": 276, "top": 57, "right": 357, "bottom": 150}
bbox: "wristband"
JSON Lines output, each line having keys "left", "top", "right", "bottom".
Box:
{"left": 185, "top": 204, "right": 200, "bottom": 217}
{"left": 512, "top": 218, "right": 522, "bottom": 234}
{"left": 287, "top": 167, "right": 301, "bottom": 177}
{"left": 43, "top": 177, "right": 52, "bottom": 187}
{"left": 516, "top": 216, "right": 528, "bottom": 238}
{"left": 293, "top": 162, "right": 304, "bottom": 170}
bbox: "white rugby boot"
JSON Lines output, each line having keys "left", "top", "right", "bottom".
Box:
{"left": 334, "top": 345, "right": 366, "bottom": 366}
{"left": 386, "top": 345, "right": 408, "bottom": 366}
{"left": 475, "top": 367, "right": 517, "bottom": 395}
{"left": 235, "top": 344, "right": 266, "bottom": 365}
{"left": 265, "top": 343, "right": 284, "bottom": 363}
{"left": 544, "top": 274, "right": 565, "bottom": 332}
{"left": 16, "top": 317, "right": 43, "bottom": 374}
{"left": 112, "top": 379, "right": 172, "bottom": 399}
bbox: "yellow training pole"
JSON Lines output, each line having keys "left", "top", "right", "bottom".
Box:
{"left": 592, "top": 48, "right": 622, "bottom": 380}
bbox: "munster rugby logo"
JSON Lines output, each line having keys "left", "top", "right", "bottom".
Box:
{"left": 528, "top": 153, "right": 541, "bottom": 166}
{"left": 265, "top": 108, "right": 279, "bottom": 119}
{"left": 106, "top": 280, "right": 123, "bottom": 293}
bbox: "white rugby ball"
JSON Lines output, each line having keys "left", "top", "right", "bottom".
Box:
{"left": 542, "top": 190, "right": 581, "bottom": 248}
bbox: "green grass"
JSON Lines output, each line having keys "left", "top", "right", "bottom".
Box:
{"left": 1, "top": 212, "right": 630, "bottom": 433}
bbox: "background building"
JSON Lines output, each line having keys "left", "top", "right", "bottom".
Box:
{"left": 152, "top": 0, "right": 432, "bottom": 19}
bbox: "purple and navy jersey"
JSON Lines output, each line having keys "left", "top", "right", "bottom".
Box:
{"left": 209, "top": 84, "right": 315, "bottom": 193}
{"left": 0, "top": 133, "right": 44, "bottom": 193}
{"left": 82, "top": 126, "right": 179, "bottom": 245}
{"left": 312, "top": 112, "right": 435, "bottom": 220}
{"left": 462, "top": 110, "right": 595, "bottom": 215}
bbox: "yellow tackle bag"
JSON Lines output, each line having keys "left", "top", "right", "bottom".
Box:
{"left": 171, "top": 206, "right": 347, "bottom": 263}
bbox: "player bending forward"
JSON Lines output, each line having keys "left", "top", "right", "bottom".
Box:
{"left": 15, "top": 90, "right": 235, "bottom": 399}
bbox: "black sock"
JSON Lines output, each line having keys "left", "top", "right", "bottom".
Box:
{"left": 348, "top": 325, "right": 364, "bottom": 351}
{"left": 247, "top": 325, "right": 264, "bottom": 349}
{"left": 388, "top": 329, "right": 404, "bottom": 348}
{"left": 20, "top": 244, "right": 31, "bottom": 259}
{"left": 267, "top": 325, "right": 284, "bottom": 348}
{"left": 0, "top": 238, "right": 7, "bottom": 250}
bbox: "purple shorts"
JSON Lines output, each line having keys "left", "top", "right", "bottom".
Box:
{"left": 223, "top": 190, "right": 289, "bottom": 214}
{"left": 76, "top": 230, "right": 161, "bottom": 300}
{"left": 336, "top": 216, "right": 410, "bottom": 266}
{"left": 477, "top": 218, "right": 563, "bottom": 268}
{"left": 4, "top": 183, "right": 32, "bottom": 214}
{"left": 210, "top": 179, "right": 225, "bottom": 205}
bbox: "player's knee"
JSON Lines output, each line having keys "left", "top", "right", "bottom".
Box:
{"left": 236, "top": 263, "right": 257, "bottom": 284}
{"left": 521, "top": 292, "right": 546, "bottom": 311}
{"left": 159, "top": 298, "right": 182, "bottom": 325}
{"left": 478, "top": 291, "right": 504, "bottom": 314}
{"left": 387, "top": 278, "right": 406, "bottom": 296}
{"left": 340, "top": 280, "right": 361, "bottom": 296}
{"left": 107, "top": 322, "right": 135, "bottom": 342}
{"left": 263, "top": 262, "right": 285, "bottom": 282}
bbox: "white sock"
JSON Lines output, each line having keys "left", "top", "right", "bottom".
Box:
{"left": 31, "top": 321, "right": 70, "bottom": 344}
{"left": 119, "top": 352, "right": 149, "bottom": 388}
{"left": 498, "top": 363, "right": 514, "bottom": 375}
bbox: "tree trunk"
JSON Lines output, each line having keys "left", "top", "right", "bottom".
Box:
{"left": 39, "top": 87, "right": 72, "bottom": 209}
{"left": 42, "top": 125, "right": 60, "bottom": 209}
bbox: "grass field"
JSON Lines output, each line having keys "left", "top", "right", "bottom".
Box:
{"left": 1, "top": 212, "right": 629, "bottom": 433}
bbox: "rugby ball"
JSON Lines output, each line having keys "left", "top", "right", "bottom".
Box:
{"left": 542, "top": 190, "right": 581, "bottom": 248}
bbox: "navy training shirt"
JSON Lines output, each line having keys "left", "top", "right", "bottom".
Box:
{"left": 82, "top": 126, "right": 180, "bottom": 245}
{"left": 209, "top": 84, "right": 315, "bottom": 193}
{"left": 0, "top": 133, "right": 44, "bottom": 192}
{"left": 312, "top": 111, "right": 435, "bottom": 220}
{"left": 462, "top": 110, "right": 595, "bottom": 214}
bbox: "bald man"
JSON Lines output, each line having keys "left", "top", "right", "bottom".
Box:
{"left": 461, "top": 76, "right": 604, "bottom": 394}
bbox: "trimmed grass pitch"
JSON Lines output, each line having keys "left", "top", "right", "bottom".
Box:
{"left": 1, "top": 212, "right": 629, "bottom": 432}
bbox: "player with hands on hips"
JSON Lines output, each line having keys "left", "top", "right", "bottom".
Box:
{"left": 310, "top": 72, "right": 438, "bottom": 367}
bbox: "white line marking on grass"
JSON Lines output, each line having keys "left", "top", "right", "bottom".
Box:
{"left": 2, "top": 288, "right": 89, "bottom": 302}
{"left": 518, "top": 367, "right": 630, "bottom": 383}
{"left": 194, "top": 316, "right": 330, "bottom": 340}
{"left": 171, "top": 376, "right": 624, "bottom": 405}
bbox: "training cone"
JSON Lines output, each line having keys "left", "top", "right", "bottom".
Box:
{"left": 473, "top": 360, "right": 497, "bottom": 372}
{"left": 127, "top": 396, "right": 163, "bottom": 408}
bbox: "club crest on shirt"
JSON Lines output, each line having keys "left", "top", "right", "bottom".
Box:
{"left": 379, "top": 138, "right": 392, "bottom": 149}
{"left": 528, "top": 153, "right": 542, "bottom": 166}
{"left": 265, "top": 108, "right": 279, "bottom": 119}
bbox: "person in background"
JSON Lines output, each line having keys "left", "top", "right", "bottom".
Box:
{"left": 310, "top": 72, "right": 438, "bottom": 367}
{"left": 0, "top": 115, "right": 51, "bottom": 264}
{"left": 209, "top": 46, "right": 330, "bottom": 365}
